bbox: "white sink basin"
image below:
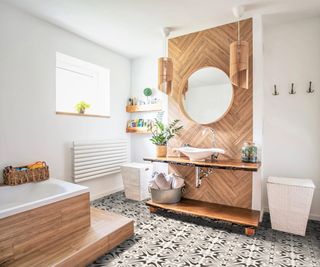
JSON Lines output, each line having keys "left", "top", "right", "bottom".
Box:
{"left": 174, "top": 146, "right": 225, "bottom": 161}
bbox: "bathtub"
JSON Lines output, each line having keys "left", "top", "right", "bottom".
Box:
{"left": 0, "top": 178, "right": 91, "bottom": 264}
{"left": 0, "top": 178, "right": 89, "bottom": 219}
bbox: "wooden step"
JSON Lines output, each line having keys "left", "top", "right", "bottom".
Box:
{"left": 147, "top": 198, "right": 260, "bottom": 227}
{"left": 5, "top": 208, "right": 134, "bottom": 267}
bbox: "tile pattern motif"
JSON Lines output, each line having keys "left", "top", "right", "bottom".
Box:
{"left": 90, "top": 192, "right": 320, "bottom": 267}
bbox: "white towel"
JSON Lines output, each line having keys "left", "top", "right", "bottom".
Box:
{"left": 149, "top": 180, "right": 160, "bottom": 190}
{"left": 170, "top": 174, "right": 185, "bottom": 189}
{"left": 149, "top": 172, "right": 185, "bottom": 190}
{"left": 154, "top": 172, "right": 171, "bottom": 190}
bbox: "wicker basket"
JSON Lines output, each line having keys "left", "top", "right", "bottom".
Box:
{"left": 3, "top": 162, "right": 49, "bottom": 186}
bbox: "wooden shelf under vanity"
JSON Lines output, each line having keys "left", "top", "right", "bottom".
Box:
{"left": 145, "top": 156, "right": 261, "bottom": 235}
{"left": 126, "top": 103, "right": 162, "bottom": 113}
{"left": 126, "top": 127, "right": 151, "bottom": 134}
{"left": 147, "top": 199, "right": 260, "bottom": 229}
{"left": 144, "top": 156, "right": 261, "bottom": 172}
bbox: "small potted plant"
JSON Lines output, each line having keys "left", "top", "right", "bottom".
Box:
{"left": 75, "top": 101, "right": 90, "bottom": 114}
{"left": 143, "top": 87, "right": 152, "bottom": 104}
{"left": 149, "top": 119, "right": 183, "bottom": 157}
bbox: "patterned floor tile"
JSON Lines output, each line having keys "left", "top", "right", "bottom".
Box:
{"left": 89, "top": 192, "right": 320, "bottom": 267}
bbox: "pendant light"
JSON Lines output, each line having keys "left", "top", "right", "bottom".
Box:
{"left": 230, "top": 6, "right": 249, "bottom": 90}
{"left": 158, "top": 27, "right": 173, "bottom": 95}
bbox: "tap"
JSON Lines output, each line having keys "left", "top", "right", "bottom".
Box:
{"left": 202, "top": 128, "right": 219, "bottom": 160}
{"left": 202, "top": 128, "right": 216, "bottom": 148}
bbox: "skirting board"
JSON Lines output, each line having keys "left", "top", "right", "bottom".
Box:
{"left": 263, "top": 207, "right": 320, "bottom": 222}
{"left": 90, "top": 186, "right": 124, "bottom": 201}
{"left": 259, "top": 208, "right": 264, "bottom": 222}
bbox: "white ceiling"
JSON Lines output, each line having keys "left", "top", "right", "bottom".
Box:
{"left": 2, "top": 0, "right": 320, "bottom": 58}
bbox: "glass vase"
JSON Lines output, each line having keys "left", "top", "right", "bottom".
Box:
{"left": 241, "top": 142, "right": 258, "bottom": 163}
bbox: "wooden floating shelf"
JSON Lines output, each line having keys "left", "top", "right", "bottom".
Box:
{"left": 126, "top": 103, "right": 162, "bottom": 113}
{"left": 6, "top": 208, "right": 134, "bottom": 267}
{"left": 56, "top": 111, "right": 110, "bottom": 118}
{"left": 147, "top": 199, "right": 260, "bottom": 228}
{"left": 126, "top": 127, "right": 151, "bottom": 134}
{"left": 144, "top": 156, "right": 261, "bottom": 172}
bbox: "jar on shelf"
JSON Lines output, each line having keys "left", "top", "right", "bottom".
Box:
{"left": 241, "top": 142, "right": 258, "bottom": 163}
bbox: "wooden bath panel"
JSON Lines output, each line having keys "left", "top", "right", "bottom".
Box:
{"left": 0, "top": 193, "right": 90, "bottom": 265}
{"left": 167, "top": 18, "right": 253, "bottom": 209}
{"left": 5, "top": 207, "right": 134, "bottom": 267}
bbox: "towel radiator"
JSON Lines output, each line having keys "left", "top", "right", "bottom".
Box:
{"left": 73, "top": 140, "right": 128, "bottom": 183}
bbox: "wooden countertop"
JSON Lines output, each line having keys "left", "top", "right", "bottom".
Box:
{"left": 143, "top": 156, "right": 261, "bottom": 172}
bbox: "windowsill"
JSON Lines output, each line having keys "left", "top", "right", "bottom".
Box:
{"left": 56, "top": 111, "right": 110, "bottom": 118}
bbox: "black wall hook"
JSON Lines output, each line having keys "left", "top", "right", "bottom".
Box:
{"left": 272, "top": 84, "right": 279, "bottom": 95}
{"left": 307, "top": 81, "right": 314, "bottom": 93}
{"left": 289, "top": 83, "right": 296, "bottom": 95}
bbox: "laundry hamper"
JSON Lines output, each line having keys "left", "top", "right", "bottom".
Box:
{"left": 121, "top": 163, "right": 153, "bottom": 201}
{"left": 267, "top": 176, "right": 315, "bottom": 236}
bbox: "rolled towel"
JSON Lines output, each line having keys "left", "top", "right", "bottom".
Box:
{"left": 171, "top": 174, "right": 185, "bottom": 189}
{"left": 149, "top": 180, "right": 160, "bottom": 190}
{"left": 154, "top": 172, "right": 171, "bottom": 190}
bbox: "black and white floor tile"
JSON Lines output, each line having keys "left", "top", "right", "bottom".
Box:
{"left": 90, "top": 192, "right": 320, "bottom": 267}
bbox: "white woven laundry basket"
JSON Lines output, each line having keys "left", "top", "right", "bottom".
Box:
{"left": 267, "top": 176, "right": 315, "bottom": 236}
{"left": 121, "top": 163, "right": 153, "bottom": 201}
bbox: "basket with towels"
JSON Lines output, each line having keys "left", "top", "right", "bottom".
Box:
{"left": 149, "top": 172, "right": 185, "bottom": 204}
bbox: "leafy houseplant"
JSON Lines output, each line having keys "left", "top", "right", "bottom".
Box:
{"left": 75, "top": 101, "right": 90, "bottom": 114}
{"left": 149, "top": 119, "right": 183, "bottom": 157}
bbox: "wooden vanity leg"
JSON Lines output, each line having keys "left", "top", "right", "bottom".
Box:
{"left": 149, "top": 206, "right": 158, "bottom": 213}
{"left": 245, "top": 227, "right": 256, "bottom": 236}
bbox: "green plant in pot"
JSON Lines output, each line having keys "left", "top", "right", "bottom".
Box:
{"left": 143, "top": 87, "right": 152, "bottom": 103}
{"left": 149, "top": 119, "right": 183, "bottom": 157}
{"left": 75, "top": 101, "right": 90, "bottom": 114}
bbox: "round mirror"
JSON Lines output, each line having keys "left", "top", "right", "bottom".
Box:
{"left": 181, "top": 67, "right": 233, "bottom": 124}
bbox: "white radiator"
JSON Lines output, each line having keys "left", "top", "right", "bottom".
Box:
{"left": 73, "top": 140, "right": 128, "bottom": 183}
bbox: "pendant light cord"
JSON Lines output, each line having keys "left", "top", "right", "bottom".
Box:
{"left": 164, "top": 36, "right": 167, "bottom": 57}
{"left": 161, "top": 27, "right": 171, "bottom": 57}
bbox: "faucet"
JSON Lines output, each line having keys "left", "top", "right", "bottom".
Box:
{"left": 202, "top": 128, "right": 219, "bottom": 160}
{"left": 202, "top": 128, "right": 216, "bottom": 147}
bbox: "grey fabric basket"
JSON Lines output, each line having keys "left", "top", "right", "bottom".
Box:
{"left": 149, "top": 187, "right": 184, "bottom": 204}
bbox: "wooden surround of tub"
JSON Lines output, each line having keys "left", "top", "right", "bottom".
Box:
{"left": 167, "top": 18, "right": 253, "bottom": 209}
{"left": 0, "top": 192, "right": 134, "bottom": 266}
{"left": 0, "top": 193, "right": 90, "bottom": 264}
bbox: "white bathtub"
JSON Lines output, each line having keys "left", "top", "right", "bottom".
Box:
{"left": 0, "top": 178, "right": 89, "bottom": 219}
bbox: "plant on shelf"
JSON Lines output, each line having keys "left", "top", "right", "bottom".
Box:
{"left": 75, "top": 101, "right": 90, "bottom": 114}
{"left": 143, "top": 88, "right": 152, "bottom": 103}
{"left": 149, "top": 119, "right": 183, "bottom": 157}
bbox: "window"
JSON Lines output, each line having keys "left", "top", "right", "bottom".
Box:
{"left": 56, "top": 52, "right": 110, "bottom": 117}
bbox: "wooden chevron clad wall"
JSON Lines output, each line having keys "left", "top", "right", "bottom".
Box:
{"left": 168, "top": 18, "right": 253, "bottom": 209}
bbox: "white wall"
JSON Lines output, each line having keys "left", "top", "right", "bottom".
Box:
{"left": 130, "top": 56, "right": 168, "bottom": 173}
{"left": 0, "top": 3, "right": 131, "bottom": 200}
{"left": 263, "top": 16, "right": 320, "bottom": 219}
{"left": 252, "top": 16, "right": 264, "bottom": 214}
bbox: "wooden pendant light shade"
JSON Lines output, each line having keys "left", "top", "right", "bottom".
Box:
{"left": 158, "top": 57, "right": 173, "bottom": 95}
{"left": 230, "top": 40, "right": 249, "bottom": 89}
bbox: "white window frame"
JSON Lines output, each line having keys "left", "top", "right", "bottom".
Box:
{"left": 56, "top": 52, "right": 110, "bottom": 117}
